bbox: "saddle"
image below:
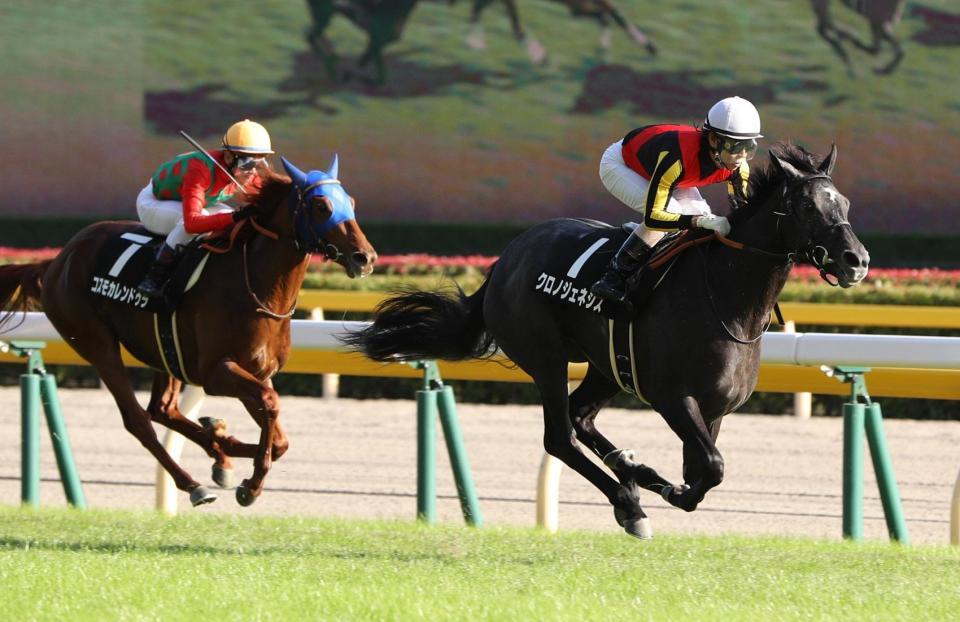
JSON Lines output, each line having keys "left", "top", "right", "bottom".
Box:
{"left": 89, "top": 227, "right": 212, "bottom": 313}
{"left": 622, "top": 227, "right": 716, "bottom": 313}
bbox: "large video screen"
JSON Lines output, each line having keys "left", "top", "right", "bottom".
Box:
{"left": 2, "top": 1, "right": 958, "bottom": 233}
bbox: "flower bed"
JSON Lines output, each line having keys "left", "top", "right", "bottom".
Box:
{"left": 3, "top": 248, "right": 958, "bottom": 305}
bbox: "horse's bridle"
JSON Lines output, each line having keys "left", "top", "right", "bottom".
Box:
{"left": 239, "top": 179, "right": 350, "bottom": 320}
{"left": 773, "top": 173, "right": 852, "bottom": 287}
{"left": 703, "top": 172, "right": 849, "bottom": 343}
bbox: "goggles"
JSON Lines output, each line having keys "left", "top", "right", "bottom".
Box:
{"left": 719, "top": 137, "right": 758, "bottom": 160}
{"left": 234, "top": 155, "right": 266, "bottom": 171}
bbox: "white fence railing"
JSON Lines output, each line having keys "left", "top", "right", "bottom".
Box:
{"left": 3, "top": 313, "right": 959, "bottom": 542}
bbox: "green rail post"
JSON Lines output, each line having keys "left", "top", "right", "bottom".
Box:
{"left": 20, "top": 371, "right": 41, "bottom": 507}
{"left": 826, "top": 365, "right": 908, "bottom": 543}
{"left": 437, "top": 384, "right": 483, "bottom": 526}
{"left": 842, "top": 399, "right": 865, "bottom": 540}
{"left": 415, "top": 386, "right": 438, "bottom": 523}
{"left": 864, "top": 402, "right": 909, "bottom": 543}
{"left": 39, "top": 373, "right": 87, "bottom": 508}
{"left": 3, "top": 340, "right": 86, "bottom": 509}
{"left": 410, "top": 361, "right": 482, "bottom": 526}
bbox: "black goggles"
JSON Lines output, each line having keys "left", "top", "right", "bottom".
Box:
{"left": 234, "top": 155, "right": 266, "bottom": 171}
{"left": 719, "top": 138, "right": 758, "bottom": 160}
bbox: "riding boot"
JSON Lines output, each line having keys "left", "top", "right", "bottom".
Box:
{"left": 137, "top": 243, "right": 179, "bottom": 298}
{"left": 590, "top": 233, "right": 654, "bottom": 303}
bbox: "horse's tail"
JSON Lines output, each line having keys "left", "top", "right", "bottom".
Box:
{"left": 0, "top": 261, "right": 51, "bottom": 332}
{"left": 342, "top": 279, "right": 494, "bottom": 362}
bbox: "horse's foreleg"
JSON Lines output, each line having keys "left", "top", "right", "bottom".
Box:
{"left": 204, "top": 359, "right": 281, "bottom": 507}
{"left": 657, "top": 396, "right": 724, "bottom": 512}
{"left": 872, "top": 22, "right": 904, "bottom": 74}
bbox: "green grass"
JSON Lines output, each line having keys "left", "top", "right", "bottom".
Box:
{"left": 1, "top": 507, "right": 958, "bottom": 621}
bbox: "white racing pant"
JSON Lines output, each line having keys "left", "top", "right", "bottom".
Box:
{"left": 136, "top": 181, "right": 233, "bottom": 249}
{"left": 599, "top": 141, "right": 712, "bottom": 246}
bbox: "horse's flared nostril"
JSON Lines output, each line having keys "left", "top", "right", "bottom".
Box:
{"left": 842, "top": 250, "right": 865, "bottom": 269}
{"left": 352, "top": 252, "right": 369, "bottom": 266}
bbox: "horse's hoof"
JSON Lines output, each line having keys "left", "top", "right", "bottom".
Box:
{"left": 212, "top": 465, "right": 234, "bottom": 489}
{"left": 623, "top": 517, "right": 653, "bottom": 540}
{"left": 235, "top": 484, "right": 257, "bottom": 507}
{"left": 189, "top": 486, "right": 217, "bottom": 507}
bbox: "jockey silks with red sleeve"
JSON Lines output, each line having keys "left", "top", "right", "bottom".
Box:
{"left": 135, "top": 119, "right": 274, "bottom": 299}
{"left": 151, "top": 150, "right": 261, "bottom": 235}
{"left": 620, "top": 124, "right": 750, "bottom": 232}
{"left": 591, "top": 96, "right": 763, "bottom": 306}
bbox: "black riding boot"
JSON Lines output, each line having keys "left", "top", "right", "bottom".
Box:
{"left": 590, "top": 233, "right": 654, "bottom": 303}
{"left": 137, "top": 243, "right": 179, "bottom": 298}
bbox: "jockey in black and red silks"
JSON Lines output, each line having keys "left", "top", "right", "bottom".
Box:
{"left": 135, "top": 119, "right": 273, "bottom": 298}
{"left": 591, "top": 96, "right": 764, "bottom": 304}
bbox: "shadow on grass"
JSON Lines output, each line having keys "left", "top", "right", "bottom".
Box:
{"left": 277, "top": 50, "right": 515, "bottom": 100}
{"left": 910, "top": 4, "right": 960, "bottom": 47}
{"left": 0, "top": 535, "right": 462, "bottom": 563}
{"left": 145, "top": 84, "right": 293, "bottom": 137}
{"left": 569, "top": 65, "right": 830, "bottom": 117}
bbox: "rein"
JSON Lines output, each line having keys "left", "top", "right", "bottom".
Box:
{"left": 699, "top": 171, "right": 843, "bottom": 343}
{"left": 242, "top": 240, "right": 297, "bottom": 320}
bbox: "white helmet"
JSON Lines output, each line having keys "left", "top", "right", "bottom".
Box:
{"left": 703, "top": 97, "right": 762, "bottom": 139}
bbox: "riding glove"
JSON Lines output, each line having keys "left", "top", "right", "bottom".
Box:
{"left": 697, "top": 215, "right": 731, "bottom": 237}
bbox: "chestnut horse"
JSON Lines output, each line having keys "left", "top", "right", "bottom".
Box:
{"left": 345, "top": 143, "right": 868, "bottom": 539}
{"left": 0, "top": 156, "right": 377, "bottom": 507}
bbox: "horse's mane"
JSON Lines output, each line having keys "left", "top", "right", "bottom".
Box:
{"left": 248, "top": 165, "right": 293, "bottom": 212}
{"left": 729, "top": 141, "right": 822, "bottom": 225}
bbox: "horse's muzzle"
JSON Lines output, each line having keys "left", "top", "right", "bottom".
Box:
{"left": 345, "top": 249, "right": 377, "bottom": 278}
{"left": 834, "top": 247, "right": 870, "bottom": 288}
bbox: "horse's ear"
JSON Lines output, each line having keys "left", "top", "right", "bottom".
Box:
{"left": 327, "top": 153, "right": 340, "bottom": 180}
{"left": 770, "top": 152, "right": 804, "bottom": 184}
{"left": 281, "top": 156, "right": 308, "bottom": 188}
{"left": 818, "top": 144, "right": 838, "bottom": 176}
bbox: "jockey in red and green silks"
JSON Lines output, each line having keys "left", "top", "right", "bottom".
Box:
{"left": 135, "top": 119, "right": 274, "bottom": 298}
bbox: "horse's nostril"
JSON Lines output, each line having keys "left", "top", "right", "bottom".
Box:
{"left": 842, "top": 250, "right": 863, "bottom": 269}
{"left": 352, "top": 252, "right": 368, "bottom": 266}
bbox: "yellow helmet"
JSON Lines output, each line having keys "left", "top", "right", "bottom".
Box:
{"left": 221, "top": 119, "right": 274, "bottom": 155}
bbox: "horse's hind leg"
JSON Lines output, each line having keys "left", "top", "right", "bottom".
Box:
{"left": 203, "top": 359, "right": 287, "bottom": 507}
{"left": 73, "top": 336, "right": 216, "bottom": 506}
{"left": 570, "top": 366, "right": 679, "bottom": 497}
{"left": 534, "top": 363, "right": 651, "bottom": 538}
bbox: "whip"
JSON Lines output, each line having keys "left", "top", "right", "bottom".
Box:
{"left": 178, "top": 130, "right": 249, "bottom": 194}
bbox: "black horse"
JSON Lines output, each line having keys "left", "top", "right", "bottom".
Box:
{"left": 344, "top": 143, "right": 869, "bottom": 539}
{"left": 811, "top": 0, "right": 906, "bottom": 75}
{"left": 305, "top": 0, "right": 429, "bottom": 84}
{"left": 465, "top": 0, "right": 656, "bottom": 63}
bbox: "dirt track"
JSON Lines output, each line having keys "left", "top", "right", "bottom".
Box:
{"left": 0, "top": 386, "right": 957, "bottom": 546}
